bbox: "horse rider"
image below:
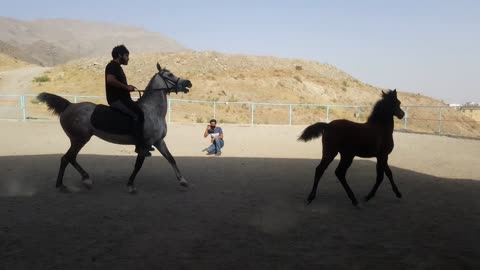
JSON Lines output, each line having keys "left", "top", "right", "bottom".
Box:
{"left": 105, "top": 44, "right": 153, "bottom": 157}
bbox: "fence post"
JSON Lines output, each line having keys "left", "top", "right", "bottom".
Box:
{"left": 168, "top": 99, "right": 171, "bottom": 123}
{"left": 21, "top": 95, "right": 26, "bottom": 121}
{"left": 438, "top": 107, "right": 442, "bottom": 134}
{"left": 403, "top": 106, "right": 408, "bottom": 129}
{"left": 326, "top": 105, "right": 330, "bottom": 122}
{"left": 251, "top": 102, "right": 255, "bottom": 127}
{"left": 289, "top": 104, "right": 292, "bottom": 125}
{"left": 213, "top": 101, "right": 216, "bottom": 119}
{"left": 73, "top": 96, "right": 78, "bottom": 103}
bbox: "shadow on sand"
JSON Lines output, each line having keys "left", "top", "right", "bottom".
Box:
{"left": 1, "top": 155, "right": 479, "bottom": 270}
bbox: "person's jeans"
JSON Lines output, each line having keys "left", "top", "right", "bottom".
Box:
{"left": 207, "top": 138, "right": 224, "bottom": 154}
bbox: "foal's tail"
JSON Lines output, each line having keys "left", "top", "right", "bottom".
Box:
{"left": 298, "top": 122, "right": 329, "bottom": 142}
{"left": 37, "top": 92, "right": 71, "bottom": 116}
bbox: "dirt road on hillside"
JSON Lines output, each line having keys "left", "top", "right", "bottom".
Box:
{"left": 0, "top": 66, "right": 50, "bottom": 94}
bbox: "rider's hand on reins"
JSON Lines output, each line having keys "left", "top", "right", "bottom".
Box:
{"left": 135, "top": 87, "right": 143, "bottom": 98}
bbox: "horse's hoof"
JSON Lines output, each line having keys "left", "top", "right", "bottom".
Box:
{"left": 82, "top": 179, "right": 93, "bottom": 190}
{"left": 364, "top": 195, "right": 372, "bottom": 202}
{"left": 179, "top": 179, "right": 188, "bottom": 187}
{"left": 127, "top": 186, "right": 137, "bottom": 194}
{"left": 396, "top": 192, "right": 402, "bottom": 198}
{"left": 57, "top": 185, "right": 71, "bottom": 193}
{"left": 352, "top": 199, "right": 359, "bottom": 207}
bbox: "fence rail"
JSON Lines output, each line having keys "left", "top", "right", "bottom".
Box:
{"left": 1, "top": 94, "right": 479, "bottom": 138}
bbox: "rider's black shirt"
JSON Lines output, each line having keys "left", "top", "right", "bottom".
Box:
{"left": 105, "top": 60, "right": 131, "bottom": 104}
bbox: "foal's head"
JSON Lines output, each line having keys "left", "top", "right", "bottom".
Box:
{"left": 368, "top": 89, "right": 405, "bottom": 123}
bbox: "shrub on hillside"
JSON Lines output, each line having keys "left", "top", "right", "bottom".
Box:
{"left": 33, "top": 75, "right": 50, "bottom": 83}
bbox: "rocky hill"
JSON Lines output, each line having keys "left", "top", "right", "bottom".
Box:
{"left": 30, "top": 51, "right": 443, "bottom": 105}
{"left": 0, "top": 53, "right": 31, "bottom": 71}
{"left": 0, "top": 17, "right": 186, "bottom": 66}
{"left": 27, "top": 51, "right": 479, "bottom": 137}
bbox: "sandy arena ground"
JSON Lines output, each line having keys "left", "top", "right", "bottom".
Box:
{"left": 1, "top": 121, "right": 479, "bottom": 270}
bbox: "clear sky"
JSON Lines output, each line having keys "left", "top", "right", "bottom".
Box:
{"left": 1, "top": 0, "right": 479, "bottom": 103}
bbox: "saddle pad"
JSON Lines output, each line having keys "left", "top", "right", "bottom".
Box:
{"left": 90, "top": 105, "right": 135, "bottom": 135}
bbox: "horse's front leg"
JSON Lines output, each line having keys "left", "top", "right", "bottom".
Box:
{"left": 365, "top": 156, "right": 387, "bottom": 201}
{"left": 154, "top": 140, "right": 188, "bottom": 187}
{"left": 127, "top": 154, "right": 146, "bottom": 193}
{"left": 385, "top": 163, "right": 402, "bottom": 198}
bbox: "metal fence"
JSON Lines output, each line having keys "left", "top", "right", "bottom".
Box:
{"left": 1, "top": 94, "right": 479, "bottom": 138}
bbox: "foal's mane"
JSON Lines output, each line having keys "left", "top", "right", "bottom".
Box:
{"left": 367, "top": 90, "right": 397, "bottom": 123}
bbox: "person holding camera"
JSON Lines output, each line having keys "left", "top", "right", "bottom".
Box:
{"left": 203, "top": 119, "right": 224, "bottom": 156}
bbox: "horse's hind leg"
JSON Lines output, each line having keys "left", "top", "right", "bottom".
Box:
{"left": 306, "top": 151, "right": 336, "bottom": 204}
{"left": 154, "top": 140, "right": 188, "bottom": 187}
{"left": 385, "top": 163, "right": 402, "bottom": 198}
{"left": 56, "top": 140, "right": 89, "bottom": 191}
{"left": 126, "top": 154, "right": 146, "bottom": 194}
{"left": 335, "top": 154, "right": 357, "bottom": 206}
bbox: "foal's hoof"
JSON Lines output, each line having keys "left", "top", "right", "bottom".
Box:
{"left": 82, "top": 179, "right": 93, "bottom": 190}
{"left": 57, "top": 185, "right": 71, "bottom": 193}
{"left": 127, "top": 185, "right": 137, "bottom": 194}
{"left": 395, "top": 192, "right": 402, "bottom": 198}
{"left": 306, "top": 194, "right": 315, "bottom": 205}
{"left": 306, "top": 193, "right": 316, "bottom": 205}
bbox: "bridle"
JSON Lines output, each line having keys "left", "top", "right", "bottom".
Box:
{"left": 136, "top": 70, "right": 182, "bottom": 97}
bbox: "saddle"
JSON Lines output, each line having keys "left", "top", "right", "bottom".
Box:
{"left": 90, "top": 104, "right": 135, "bottom": 135}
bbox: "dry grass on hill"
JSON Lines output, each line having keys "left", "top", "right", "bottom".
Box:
{"left": 0, "top": 53, "right": 31, "bottom": 71}
{"left": 28, "top": 51, "right": 479, "bottom": 137}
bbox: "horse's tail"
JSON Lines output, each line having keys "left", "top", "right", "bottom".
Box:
{"left": 37, "top": 92, "right": 71, "bottom": 116}
{"left": 298, "top": 122, "right": 329, "bottom": 142}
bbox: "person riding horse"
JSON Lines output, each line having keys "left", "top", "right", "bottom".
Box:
{"left": 38, "top": 62, "right": 192, "bottom": 192}
{"left": 105, "top": 45, "right": 153, "bottom": 157}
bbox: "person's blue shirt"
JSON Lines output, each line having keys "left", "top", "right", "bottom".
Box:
{"left": 207, "top": 127, "right": 223, "bottom": 139}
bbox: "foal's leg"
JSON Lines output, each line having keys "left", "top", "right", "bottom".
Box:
{"left": 365, "top": 156, "right": 387, "bottom": 201}
{"left": 56, "top": 140, "right": 89, "bottom": 191}
{"left": 154, "top": 140, "right": 188, "bottom": 187}
{"left": 306, "top": 152, "right": 336, "bottom": 204}
{"left": 385, "top": 163, "right": 402, "bottom": 198}
{"left": 126, "top": 154, "right": 146, "bottom": 194}
{"left": 334, "top": 155, "right": 357, "bottom": 206}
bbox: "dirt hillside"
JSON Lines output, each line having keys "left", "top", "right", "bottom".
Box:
{"left": 0, "top": 17, "right": 186, "bottom": 66}
{"left": 26, "top": 51, "right": 479, "bottom": 137}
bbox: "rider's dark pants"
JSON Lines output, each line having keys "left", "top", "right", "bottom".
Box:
{"left": 109, "top": 99, "right": 149, "bottom": 148}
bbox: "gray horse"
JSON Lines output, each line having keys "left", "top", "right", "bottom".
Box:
{"left": 37, "top": 63, "right": 192, "bottom": 193}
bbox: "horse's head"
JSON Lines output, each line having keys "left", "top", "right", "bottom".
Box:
{"left": 382, "top": 89, "right": 405, "bottom": 119}
{"left": 146, "top": 63, "right": 192, "bottom": 94}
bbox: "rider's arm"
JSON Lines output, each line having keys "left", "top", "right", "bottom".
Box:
{"left": 106, "top": 74, "right": 132, "bottom": 91}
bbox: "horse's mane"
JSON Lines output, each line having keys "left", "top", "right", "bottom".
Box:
{"left": 367, "top": 90, "right": 396, "bottom": 124}
{"left": 145, "top": 74, "right": 157, "bottom": 90}
{"left": 139, "top": 70, "right": 172, "bottom": 102}
{"left": 143, "top": 68, "right": 171, "bottom": 92}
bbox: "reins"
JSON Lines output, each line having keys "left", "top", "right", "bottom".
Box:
{"left": 134, "top": 72, "right": 182, "bottom": 98}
